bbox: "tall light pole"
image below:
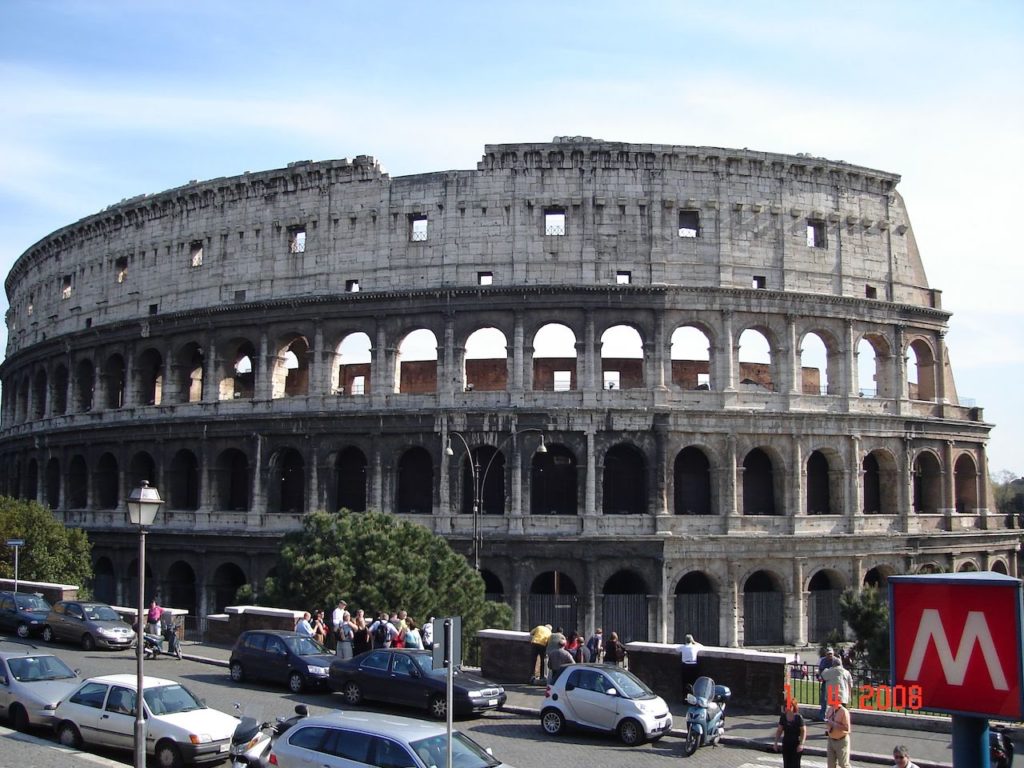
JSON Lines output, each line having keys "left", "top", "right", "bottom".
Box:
{"left": 127, "top": 481, "right": 164, "bottom": 768}
{"left": 446, "top": 429, "right": 546, "bottom": 571}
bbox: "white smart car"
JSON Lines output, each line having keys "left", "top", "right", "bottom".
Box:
{"left": 540, "top": 663, "right": 673, "bottom": 746}
{"left": 53, "top": 673, "right": 238, "bottom": 767}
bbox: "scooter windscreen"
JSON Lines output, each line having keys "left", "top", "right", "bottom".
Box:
{"left": 691, "top": 676, "right": 715, "bottom": 704}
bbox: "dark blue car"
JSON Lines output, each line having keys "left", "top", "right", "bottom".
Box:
{"left": 229, "top": 629, "right": 335, "bottom": 693}
{"left": 0, "top": 591, "right": 52, "bottom": 638}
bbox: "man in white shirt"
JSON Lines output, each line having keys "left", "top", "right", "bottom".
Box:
{"left": 331, "top": 600, "right": 347, "bottom": 648}
{"left": 295, "top": 611, "right": 314, "bottom": 636}
{"left": 679, "top": 633, "right": 704, "bottom": 693}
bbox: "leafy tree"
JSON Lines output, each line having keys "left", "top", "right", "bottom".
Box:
{"left": 992, "top": 471, "right": 1024, "bottom": 520}
{"left": 839, "top": 586, "right": 889, "bottom": 671}
{"left": 263, "top": 510, "right": 512, "bottom": 652}
{"left": 0, "top": 496, "right": 92, "bottom": 588}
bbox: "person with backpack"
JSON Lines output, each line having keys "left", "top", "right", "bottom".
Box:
{"left": 370, "top": 613, "right": 396, "bottom": 648}
{"left": 586, "top": 628, "right": 604, "bottom": 662}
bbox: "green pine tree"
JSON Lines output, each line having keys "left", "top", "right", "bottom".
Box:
{"left": 0, "top": 496, "right": 92, "bottom": 589}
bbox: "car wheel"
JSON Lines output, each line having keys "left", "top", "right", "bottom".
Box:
{"left": 57, "top": 720, "right": 83, "bottom": 749}
{"left": 683, "top": 726, "right": 699, "bottom": 756}
{"left": 540, "top": 707, "right": 565, "bottom": 736}
{"left": 42, "top": 626, "right": 55, "bottom": 643}
{"left": 15, "top": 623, "right": 30, "bottom": 639}
{"left": 342, "top": 681, "right": 362, "bottom": 705}
{"left": 229, "top": 661, "right": 244, "bottom": 683}
{"left": 428, "top": 695, "right": 447, "bottom": 720}
{"left": 288, "top": 671, "right": 305, "bottom": 694}
{"left": 155, "top": 740, "right": 184, "bottom": 768}
{"left": 618, "top": 717, "right": 645, "bottom": 747}
{"left": 8, "top": 703, "right": 29, "bottom": 732}
{"left": 80, "top": 633, "right": 95, "bottom": 651}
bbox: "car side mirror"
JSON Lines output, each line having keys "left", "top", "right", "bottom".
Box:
{"left": 605, "top": 688, "right": 617, "bottom": 696}
{"left": 565, "top": 682, "right": 576, "bottom": 691}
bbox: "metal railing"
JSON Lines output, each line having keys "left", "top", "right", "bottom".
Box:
{"left": 785, "top": 662, "right": 944, "bottom": 717}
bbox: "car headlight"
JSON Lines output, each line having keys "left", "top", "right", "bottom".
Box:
{"left": 308, "top": 665, "right": 329, "bottom": 676}
{"left": 189, "top": 734, "right": 213, "bottom": 744}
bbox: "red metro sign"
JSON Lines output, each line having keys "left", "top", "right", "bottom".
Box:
{"left": 889, "top": 573, "right": 1024, "bottom": 719}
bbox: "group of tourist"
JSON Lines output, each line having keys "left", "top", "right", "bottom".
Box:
{"left": 293, "top": 599, "right": 435, "bottom": 659}
{"left": 528, "top": 624, "right": 627, "bottom": 683}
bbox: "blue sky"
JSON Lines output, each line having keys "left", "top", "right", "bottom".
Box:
{"left": 1, "top": 1, "right": 1022, "bottom": 473}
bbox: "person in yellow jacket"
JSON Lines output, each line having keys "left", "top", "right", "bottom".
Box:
{"left": 529, "top": 624, "right": 552, "bottom": 683}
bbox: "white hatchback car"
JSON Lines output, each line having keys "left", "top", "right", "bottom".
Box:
{"left": 540, "top": 663, "right": 673, "bottom": 746}
{"left": 53, "top": 673, "right": 238, "bottom": 767}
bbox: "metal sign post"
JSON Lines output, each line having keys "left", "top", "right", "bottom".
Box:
{"left": 432, "top": 617, "right": 462, "bottom": 768}
{"left": 6, "top": 539, "right": 24, "bottom": 592}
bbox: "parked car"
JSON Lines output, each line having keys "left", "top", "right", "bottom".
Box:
{"left": 53, "top": 673, "right": 238, "bottom": 766}
{"left": 0, "top": 591, "right": 52, "bottom": 638}
{"left": 0, "top": 646, "right": 80, "bottom": 731}
{"left": 229, "top": 629, "right": 334, "bottom": 693}
{"left": 42, "top": 600, "right": 135, "bottom": 651}
{"left": 540, "top": 663, "right": 673, "bottom": 746}
{"left": 268, "top": 710, "right": 514, "bottom": 768}
{"left": 328, "top": 648, "right": 506, "bottom": 719}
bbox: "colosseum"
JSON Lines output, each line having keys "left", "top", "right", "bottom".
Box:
{"left": 0, "top": 137, "right": 1014, "bottom": 647}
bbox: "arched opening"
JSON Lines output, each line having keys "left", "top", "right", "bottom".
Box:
{"left": 23, "top": 458, "right": 38, "bottom": 501}
{"left": 862, "top": 566, "right": 894, "bottom": 589}
{"left": 913, "top": 452, "right": 943, "bottom": 514}
{"left": 954, "top": 454, "right": 978, "bottom": 513}
{"left": 93, "top": 557, "right": 116, "bottom": 605}
{"left": 220, "top": 339, "right": 256, "bottom": 400}
{"left": 269, "top": 448, "right": 305, "bottom": 514}
{"left": 167, "top": 561, "right": 197, "bottom": 616}
{"left": 126, "top": 557, "right": 155, "bottom": 607}
{"left": 532, "top": 323, "right": 576, "bottom": 392}
{"left": 275, "top": 336, "right": 310, "bottom": 398}
{"left": 32, "top": 369, "right": 47, "bottom": 419}
{"left": 52, "top": 364, "right": 69, "bottom": 415}
{"left": 907, "top": 339, "right": 936, "bottom": 401}
{"left": 75, "top": 359, "right": 95, "bottom": 412}
{"left": 807, "top": 570, "right": 844, "bottom": 642}
{"left": 527, "top": 571, "right": 578, "bottom": 632}
{"left": 862, "top": 452, "right": 881, "bottom": 514}
{"left": 743, "top": 448, "right": 777, "bottom": 515}
{"left": 738, "top": 328, "right": 773, "bottom": 391}
{"left": 460, "top": 445, "right": 505, "bottom": 515}
{"left": 103, "top": 354, "right": 126, "bottom": 409}
{"left": 857, "top": 337, "right": 878, "bottom": 398}
{"left": 334, "top": 446, "right": 367, "bottom": 512}
{"left": 395, "top": 329, "right": 438, "bottom": 394}
{"left": 94, "top": 453, "right": 119, "bottom": 510}
{"left": 670, "top": 325, "right": 712, "bottom": 390}
{"left": 481, "top": 570, "right": 505, "bottom": 603}
{"left": 993, "top": 561, "right": 1009, "bottom": 575}
{"left": 799, "top": 332, "right": 830, "bottom": 395}
{"left": 211, "top": 562, "right": 247, "bottom": 612}
{"left": 674, "top": 446, "right": 712, "bottom": 515}
{"left": 136, "top": 347, "right": 163, "bottom": 406}
{"left": 334, "top": 332, "right": 372, "bottom": 396}
{"left": 806, "top": 450, "right": 832, "bottom": 515}
{"left": 674, "top": 572, "right": 719, "bottom": 645}
{"left": 67, "top": 455, "right": 88, "bottom": 508}
{"left": 396, "top": 447, "right": 432, "bottom": 514}
{"left": 215, "top": 449, "right": 250, "bottom": 511}
{"left": 743, "top": 570, "right": 784, "bottom": 645}
{"left": 957, "top": 561, "right": 978, "bottom": 573}
{"left": 531, "top": 443, "right": 577, "bottom": 515}
{"left": 45, "top": 458, "right": 61, "bottom": 508}
{"left": 169, "top": 449, "right": 200, "bottom": 510}
{"left": 602, "top": 443, "right": 646, "bottom": 514}
{"left": 600, "top": 325, "right": 644, "bottom": 390}
{"left": 128, "top": 452, "right": 157, "bottom": 493}
{"left": 602, "top": 571, "right": 649, "bottom": 642}
{"left": 464, "top": 328, "right": 508, "bottom": 392}
{"left": 176, "top": 342, "right": 204, "bottom": 403}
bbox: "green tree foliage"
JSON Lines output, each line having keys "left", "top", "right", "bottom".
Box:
{"left": 839, "top": 586, "right": 890, "bottom": 670}
{"left": 993, "top": 471, "right": 1024, "bottom": 520}
{"left": 263, "top": 510, "right": 512, "bottom": 643}
{"left": 0, "top": 496, "right": 92, "bottom": 588}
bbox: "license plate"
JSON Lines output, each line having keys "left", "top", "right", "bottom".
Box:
{"left": 488, "top": 699, "right": 498, "bottom": 707}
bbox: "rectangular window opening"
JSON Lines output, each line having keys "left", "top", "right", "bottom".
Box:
{"left": 603, "top": 371, "right": 620, "bottom": 390}
{"left": 234, "top": 290, "right": 247, "bottom": 303}
{"left": 697, "top": 373, "right": 710, "bottom": 390}
{"left": 409, "top": 214, "right": 428, "bottom": 242}
{"left": 544, "top": 209, "right": 566, "bottom": 236}
{"left": 865, "top": 285, "right": 878, "bottom": 299}
{"left": 288, "top": 227, "right": 306, "bottom": 253}
{"left": 115, "top": 257, "right": 128, "bottom": 284}
{"left": 61, "top": 275, "right": 73, "bottom": 299}
{"left": 345, "top": 279, "right": 360, "bottom": 293}
{"left": 477, "top": 271, "right": 493, "bottom": 286}
{"left": 189, "top": 241, "right": 204, "bottom": 267}
{"left": 678, "top": 209, "right": 700, "bottom": 238}
{"left": 752, "top": 275, "right": 767, "bottom": 289}
{"left": 84, "top": 318, "right": 92, "bottom": 329}
{"left": 148, "top": 303, "right": 158, "bottom": 315}
{"left": 553, "top": 370, "right": 572, "bottom": 391}
{"left": 351, "top": 375, "right": 365, "bottom": 395}
{"left": 806, "top": 220, "right": 827, "bottom": 248}
{"left": 616, "top": 271, "right": 631, "bottom": 285}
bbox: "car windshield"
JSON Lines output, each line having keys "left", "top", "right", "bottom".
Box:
{"left": 84, "top": 605, "right": 120, "bottom": 621}
{"left": 409, "top": 731, "right": 501, "bottom": 768}
{"left": 14, "top": 595, "right": 50, "bottom": 612}
{"left": 285, "top": 636, "right": 328, "bottom": 656}
{"left": 7, "top": 655, "right": 76, "bottom": 682}
{"left": 143, "top": 683, "right": 205, "bottom": 715}
{"left": 411, "top": 653, "right": 435, "bottom": 675}
{"left": 602, "top": 667, "right": 656, "bottom": 700}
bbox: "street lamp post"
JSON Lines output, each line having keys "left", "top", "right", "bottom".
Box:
{"left": 126, "top": 481, "right": 164, "bottom": 768}
{"left": 446, "top": 429, "right": 546, "bottom": 571}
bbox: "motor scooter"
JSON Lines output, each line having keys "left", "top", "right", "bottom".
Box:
{"left": 162, "top": 621, "right": 182, "bottom": 659}
{"left": 230, "top": 703, "right": 308, "bottom": 768}
{"left": 991, "top": 724, "right": 1014, "bottom": 768}
{"left": 682, "top": 675, "right": 730, "bottom": 757}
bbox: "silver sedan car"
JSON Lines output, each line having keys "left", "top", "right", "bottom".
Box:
{"left": 0, "top": 647, "right": 80, "bottom": 731}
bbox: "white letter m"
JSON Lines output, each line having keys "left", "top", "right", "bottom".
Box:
{"left": 904, "top": 609, "right": 1008, "bottom": 690}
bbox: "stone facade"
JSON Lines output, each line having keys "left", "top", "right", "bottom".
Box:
{"left": 0, "top": 138, "right": 1014, "bottom": 649}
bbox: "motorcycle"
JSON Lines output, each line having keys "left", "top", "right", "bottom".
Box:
{"left": 991, "top": 724, "right": 1014, "bottom": 768}
{"left": 682, "top": 675, "right": 730, "bottom": 757}
{"left": 230, "top": 703, "right": 308, "bottom": 768}
{"left": 142, "top": 621, "right": 182, "bottom": 660}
